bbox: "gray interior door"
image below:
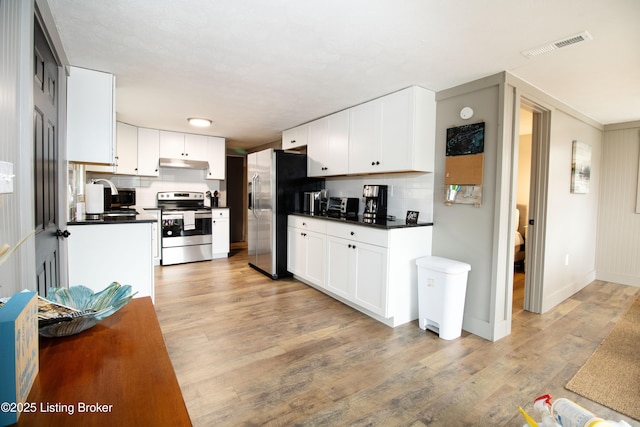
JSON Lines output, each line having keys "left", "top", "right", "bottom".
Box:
{"left": 34, "top": 17, "right": 62, "bottom": 296}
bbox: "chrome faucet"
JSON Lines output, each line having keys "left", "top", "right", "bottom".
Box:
{"left": 92, "top": 178, "right": 118, "bottom": 195}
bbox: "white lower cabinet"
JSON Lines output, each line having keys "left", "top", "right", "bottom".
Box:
{"left": 326, "top": 228, "right": 388, "bottom": 317}
{"left": 288, "top": 215, "right": 432, "bottom": 327}
{"left": 211, "top": 208, "right": 230, "bottom": 258}
{"left": 326, "top": 236, "right": 388, "bottom": 316}
{"left": 287, "top": 216, "right": 326, "bottom": 288}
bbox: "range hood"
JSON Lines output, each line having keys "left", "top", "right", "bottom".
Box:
{"left": 159, "top": 157, "right": 209, "bottom": 169}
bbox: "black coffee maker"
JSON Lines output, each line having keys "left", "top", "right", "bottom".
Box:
{"left": 362, "top": 185, "right": 387, "bottom": 223}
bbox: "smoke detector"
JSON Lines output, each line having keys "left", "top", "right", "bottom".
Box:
{"left": 521, "top": 31, "right": 592, "bottom": 58}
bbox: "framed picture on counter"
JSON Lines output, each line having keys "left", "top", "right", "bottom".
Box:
{"left": 406, "top": 211, "right": 419, "bottom": 224}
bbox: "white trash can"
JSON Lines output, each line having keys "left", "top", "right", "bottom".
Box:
{"left": 416, "top": 256, "right": 471, "bottom": 340}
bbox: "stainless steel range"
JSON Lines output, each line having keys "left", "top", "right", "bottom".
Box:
{"left": 157, "top": 191, "right": 212, "bottom": 265}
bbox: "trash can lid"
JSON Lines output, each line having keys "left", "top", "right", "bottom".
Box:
{"left": 416, "top": 256, "right": 471, "bottom": 273}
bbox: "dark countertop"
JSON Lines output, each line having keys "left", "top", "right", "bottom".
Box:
{"left": 289, "top": 212, "right": 433, "bottom": 230}
{"left": 68, "top": 210, "right": 158, "bottom": 226}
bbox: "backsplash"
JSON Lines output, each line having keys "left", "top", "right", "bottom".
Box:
{"left": 85, "top": 167, "right": 223, "bottom": 208}
{"left": 323, "top": 172, "right": 434, "bottom": 223}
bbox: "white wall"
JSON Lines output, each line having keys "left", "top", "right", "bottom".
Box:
{"left": 540, "top": 110, "right": 602, "bottom": 311}
{"left": 596, "top": 122, "right": 640, "bottom": 286}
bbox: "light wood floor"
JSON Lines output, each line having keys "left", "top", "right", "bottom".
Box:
{"left": 154, "top": 244, "right": 640, "bottom": 426}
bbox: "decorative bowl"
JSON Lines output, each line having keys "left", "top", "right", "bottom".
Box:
{"left": 38, "top": 282, "right": 135, "bottom": 337}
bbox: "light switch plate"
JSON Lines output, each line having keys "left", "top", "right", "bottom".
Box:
{"left": 0, "top": 161, "right": 14, "bottom": 194}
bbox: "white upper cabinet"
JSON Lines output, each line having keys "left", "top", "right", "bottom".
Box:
{"left": 282, "top": 124, "right": 308, "bottom": 149}
{"left": 348, "top": 98, "right": 383, "bottom": 174}
{"left": 183, "top": 133, "right": 208, "bottom": 160}
{"left": 114, "top": 122, "right": 138, "bottom": 175}
{"left": 67, "top": 66, "right": 115, "bottom": 164}
{"left": 206, "top": 136, "right": 226, "bottom": 180}
{"left": 137, "top": 127, "right": 160, "bottom": 176}
{"left": 349, "top": 86, "right": 435, "bottom": 174}
{"left": 159, "top": 131, "right": 185, "bottom": 158}
{"left": 308, "top": 110, "right": 349, "bottom": 177}
{"left": 160, "top": 131, "right": 208, "bottom": 161}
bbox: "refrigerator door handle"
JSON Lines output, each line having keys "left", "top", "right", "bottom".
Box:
{"left": 254, "top": 173, "right": 261, "bottom": 218}
{"left": 250, "top": 173, "right": 257, "bottom": 217}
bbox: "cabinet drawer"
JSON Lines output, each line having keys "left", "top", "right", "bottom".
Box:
{"left": 211, "top": 209, "right": 229, "bottom": 219}
{"left": 288, "top": 216, "right": 326, "bottom": 233}
{"left": 326, "top": 222, "right": 388, "bottom": 247}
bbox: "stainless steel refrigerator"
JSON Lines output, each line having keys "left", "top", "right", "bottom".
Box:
{"left": 247, "top": 148, "right": 323, "bottom": 279}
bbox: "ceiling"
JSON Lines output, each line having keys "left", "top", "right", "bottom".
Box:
{"left": 46, "top": 0, "right": 640, "bottom": 150}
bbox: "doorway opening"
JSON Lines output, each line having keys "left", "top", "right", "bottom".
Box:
{"left": 512, "top": 98, "right": 550, "bottom": 316}
{"left": 512, "top": 107, "right": 533, "bottom": 314}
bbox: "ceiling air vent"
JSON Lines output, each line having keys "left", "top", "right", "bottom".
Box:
{"left": 521, "top": 31, "right": 592, "bottom": 58}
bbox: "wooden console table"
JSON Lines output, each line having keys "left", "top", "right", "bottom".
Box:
{"left": 17, "top": 297, "right": 191, "bottom": 426}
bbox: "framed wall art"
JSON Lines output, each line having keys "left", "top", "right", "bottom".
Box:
{"left": 571, "top": 140, "right": 591, "bottom": 194}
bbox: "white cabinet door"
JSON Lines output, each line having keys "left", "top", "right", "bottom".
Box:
{"left": 303, "top": 230, "right": 325, "bottom": 287}
{"left": 287, "top": 226, "right": 306, "bottom": 277}
{"left": 348, "top": 98, "right": 382, "bottom": 174}
{"left": 159, "top": 131, "right": 185, "bottom": 158}
{"left": 184, "top": 133, "right": 208, "bottom": 160}
{"left": 137, "top": 128, "right": 160, "bottom": 176}
{"left": 307, "top": 117, "right": 328, "bottom": 176}
{"left": 379, "top": 86, "right": 435, "bottom": 172}
{"left": 326, "top": 236, "right": 353, "bottom": 300}
{"left": 67, "top": 66, "right": 115, "bottom": 164}
{"left": 308, "top": 110, "right": 349, "bottom": 177}
{"left": 206, "top": 136, "right": 226, "bottom": 180}
{"left": 379, "top": 88, "right": 413, "bottom": 172}
{"left": 282, "top": 124, "right": 308, "bottom": 149}
{"left": 114, "top": 122, "right": 138, "bottom": 175}
{"left": 211, "top": 209, "right": 230, "bottom": 258}
{"left": 288, "top": 224, "right": 326, "bottom": 287}
{"left": 353, "top": 242, "right": 388, "bottom": 316}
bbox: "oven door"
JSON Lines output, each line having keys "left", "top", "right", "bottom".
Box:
{"left": 161, "top": 211, "right": 212, "bottom": 265}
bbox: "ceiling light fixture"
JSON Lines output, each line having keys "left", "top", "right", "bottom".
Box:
{"left": 188, "top": 117, "right": 212, "bottom": 127}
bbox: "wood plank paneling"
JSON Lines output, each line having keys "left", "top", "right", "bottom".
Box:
{"left": 596, "top": 126, "right": 640, "bottom": 285}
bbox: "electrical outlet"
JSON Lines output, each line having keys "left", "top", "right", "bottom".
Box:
{"left": 565, "top": 254, "right": 569, "bottom": 266}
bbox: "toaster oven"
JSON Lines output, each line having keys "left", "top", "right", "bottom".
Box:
{"left": 327, "top": 197, "right": 359, "bottom": 219}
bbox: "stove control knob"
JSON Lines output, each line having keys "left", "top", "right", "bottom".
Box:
{"left": 167, "top": 230, "right": 173, "bottom": 236}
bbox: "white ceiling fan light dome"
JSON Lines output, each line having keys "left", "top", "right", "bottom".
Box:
{"left": 188, "top": 117, "right": 213, "bottom": 127}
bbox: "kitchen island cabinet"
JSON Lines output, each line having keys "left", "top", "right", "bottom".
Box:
{"left": 287, "top": 214, "right": 432, "bottom": 327}
{"left": 67, "top": 220, "right": 155, "bottom": 301}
